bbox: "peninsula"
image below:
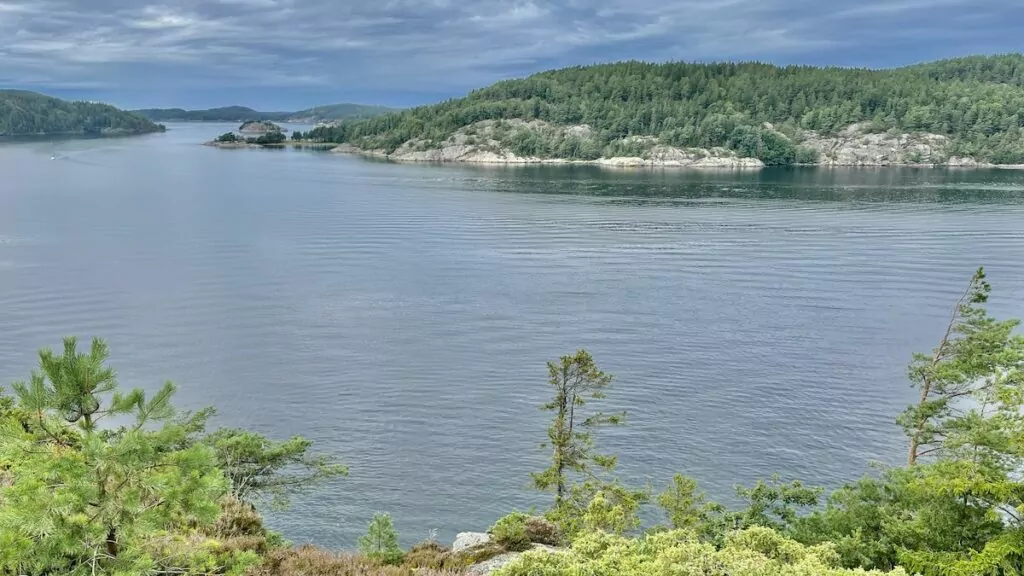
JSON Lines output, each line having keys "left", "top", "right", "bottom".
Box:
{"left": 0, "top": 90, "right": 164, "bottom": 137}
{"left": 297, "top": 54, "right": 1024, "bottom": 168}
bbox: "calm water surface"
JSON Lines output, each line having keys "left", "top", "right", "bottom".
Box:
{"left": 2, "top": 123, "right": 1023, "bottom": 546}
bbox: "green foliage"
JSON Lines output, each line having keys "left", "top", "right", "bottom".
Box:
{"left": 491, "top": 512, "right": 532, "bottom": 551}
{"left": 0, "top": 336, "right": 227, "bottom": 575}
{"left": 217, "top": 132, "right": 239, "bottom": 142}
{"left": 522, "top": 515, "right": 563, "bottom": 546}
{"left": 292, "top": 130, "right": 303, "bottom": 141}
{"left": 730, "top": 475, "right": 822, "bottom": 533}
{"left": 532, "top": 350, "right": 624, "bottom": 506}
{"left": 489, "top": 512, "right": 563, "bottom": 551}
{"left": 204, "top": 428, "right": 347, "bottom": 509}
{"left": 0, "top": 90, "right": 164, "bottom": 135}
{"left": 494, "top": 526, "right": 905, "bottom": 576}
{"left": 545, "top": 481, "right": 649, "bottom": 539}
{"left": 795, "top": 146, "right": 821, "bottom": 164}
{"left": 304, "top": 54, "right": 1024, "bottom": 163}
{"left": 359, "top": 513, "right": 404, "bottom": 566}
{"left": 249, "top": 545, "right": 452, "bottom": 576}
{"left": 657, "top": 474, "right": 725, "bottom": 538}
{"left": 793, "top": 468, "right": 1004, "bottom": 571}
{"left": 900, "top": 267, "right": 1024, "bottom": 465}
{"left": 255, "top": 130, "right": 287, "bottom": 145}
{"left": 793, "top": 268, "right": 1024, "bottom": 574}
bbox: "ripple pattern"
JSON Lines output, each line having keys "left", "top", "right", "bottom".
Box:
{"left": 1, "top": 124, "right": 1023, "bottom": 546}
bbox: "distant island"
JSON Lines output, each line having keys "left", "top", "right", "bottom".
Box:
{"left": 0, "top": 90, "right": 164, "bottom": 137}
{"left": 296, "top": 54, "right": 1024, "bottom": 168}
{"left": 239, "top": 120, "right": 282, "bottom": 134}
{"left": 133, "top": 103, "right": 396, "bottom": 123}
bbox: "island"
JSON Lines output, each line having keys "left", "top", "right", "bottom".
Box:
{"left": 0, "top": 90, "right": 164, "bottom": 137}
{"left": 238, "top": 120, "right": 282, "bottom": 134}
{"left": 295, "top": 54, "right": 1024, "bottom": 168}
{"left": 205, "top": 128, "right": 335, "bottom": 149}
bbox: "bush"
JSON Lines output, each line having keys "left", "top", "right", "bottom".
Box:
{"left": 490, "top": 512, "right": 532, "bottom": 552}
{"left": 795, "top": 146, "right": 821, "bottom": 164}
{"left": 145, "top": 534, "right": 262, "bottom": 576}
{"left": 402, "top": 541, "right": 453, "bottom": 570}
{"left": 493, "top": 527, "right": 907, "bottom": 576}
{"left": 248, "top": 546, "right": 457, "bottom": 576}
{"left": 216, "top": 132, "right": 238, "bottom": 142}
{"left": 523, "top": 516, "right": 562, "bottom": 546}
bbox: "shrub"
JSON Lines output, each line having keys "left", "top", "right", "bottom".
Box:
{"left": 402, "top": 541, "right": 452, "bottom": 569}
{"left": 490, "top": 512, "right": 532, "bottom": 552}
{"left": 523, "top": 516, "right": 562, "bottom": 546}
{"left": 794, "top": 146, "right": 820, "bottom": 164}
{"left": 216, "top": 132, "right": 238, "bottom": 142}
{"left": 146, "top": 534, "right": 262, "bottom": 576}
{"left": 493, "top": 527, "right": 907, "bottom": 576}
{"left": 247, "top": 546, "right": 458, "bottom": 576}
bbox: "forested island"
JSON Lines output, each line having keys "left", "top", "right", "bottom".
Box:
{"left": 298, "top": 54, "right": 1024, "bottom": 167}
{"left": 3, "top": 268, "right": 1024, "bottom": 575}
{"left": 0, "top": 90, "right": 164, "bottom": 137}
{"left": 134, "top": 103, "right": 396, "bottom": 123}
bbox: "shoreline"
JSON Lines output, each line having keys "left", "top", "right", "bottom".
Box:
{"left": 202, "top": 139, "right": 1024, "bottom": 169}
{"left": 204, "top": 140, "right": 336, "bottom": 150}
{"left": 329, "top": 145, "right": 1024, "bottom": 170}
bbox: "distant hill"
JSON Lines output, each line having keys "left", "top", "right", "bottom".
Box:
{"left": 131, "top": 106, "right": 289, "bottom": 123}
{"left": 286, "top": 103, "right": 397, "bottom": 122}
{"left": 305, "top": 54, "right": 1024, "bottom": 165}
{"left": 133, "top": 103, "right": 397, "bottom": 123}
{"left": 0, "top": 90, "right": 164, "bottom": 136}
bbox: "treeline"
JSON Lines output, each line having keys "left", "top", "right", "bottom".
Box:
{"left": 0, "top": 90, "right": 165, "bottom": 136}
{"left": 302, "top": 54, "right": 1024, "bottom": 164}
{"left": 2, "top": 268, "right": 1024, "bottom": 575}
{"left": 133, "top": 103, "right": 397, "bottom": 123}
{"left": 134, "top": 106, "right": 282, "bottom": 122}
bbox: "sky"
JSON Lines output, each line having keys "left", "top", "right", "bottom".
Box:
{"left": 1, "top": 0, "right": 1022, "bottom": 110}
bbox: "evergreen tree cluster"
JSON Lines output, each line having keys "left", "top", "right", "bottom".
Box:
{"left": 302, "top": 54, "right": 1024, "bottom": 164}
{"left": 0, "top": 90, "right": 165, "bottom": 136}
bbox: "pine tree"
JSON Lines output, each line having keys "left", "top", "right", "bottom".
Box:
{"left": 358, "top": 512, "right": 403, "bottom": 565}
{"left": 531, "top": 350, "right": 625, "bottom": 506}
{"left": 0, "top": 337, "right": 226, "bottom": 575}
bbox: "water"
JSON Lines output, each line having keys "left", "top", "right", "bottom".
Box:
{"left": 2, "top": 123, "right": 1023, "bottom": 547}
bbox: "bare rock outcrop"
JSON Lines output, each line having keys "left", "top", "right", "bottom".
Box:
{"left": 800, "top": 123, "right": 954, "bottom": 166}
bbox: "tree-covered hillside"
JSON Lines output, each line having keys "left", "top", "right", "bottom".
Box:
{"left": 288, "top": 102, "right": 397, "bottom": 122}
{"left": 306, "top": 54, "right": 1024, "bottom": 164}
{"left": 0, "top": 90, "right": 164, "bottom": 136}
{"left": 134, "top": 103, "right": 396, "bottom": 123}
{"left": 132, "top": 106, "right": 282, "bottom": 122}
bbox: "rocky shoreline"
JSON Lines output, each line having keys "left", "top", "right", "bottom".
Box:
{"left": 326, "top": 120, "right": 1023, "bottom": 169}
{"left": 329, "top": 143, "right": 766, "bottom": 168}
{"left": 207, "top": 118, "right": 1024, "bottom": 168}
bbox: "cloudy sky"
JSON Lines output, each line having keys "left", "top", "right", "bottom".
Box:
{"left": 1, "top": 0, "right": 1021, "bottom": 109}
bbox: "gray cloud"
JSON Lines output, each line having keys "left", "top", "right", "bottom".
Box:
{"left": 0, "top": 0, "right": 1021, "bottom": 106}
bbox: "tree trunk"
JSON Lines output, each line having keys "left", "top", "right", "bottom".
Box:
{"left": 106, "top": 526, "right": 118, "bottom": 558}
